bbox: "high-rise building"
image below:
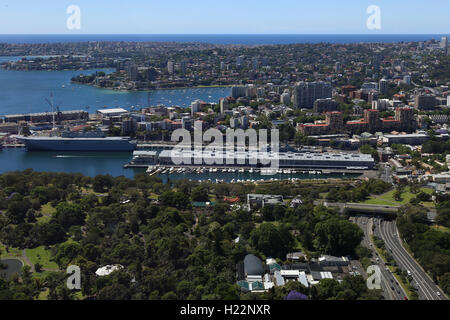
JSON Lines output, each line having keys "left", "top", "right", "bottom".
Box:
{"left": 372, "top": 52, "right": 382, "bottom": 71}
{"left": 280, "top": 92, "right": 291, "bottom": 105}
{"left": 127, "top": 64, "right": 138, "bottom": 81}
{"left": 181, "top": 116, "right": 193, "bottom": 130}
{"left": 313, "top": 98, "right": 339, "bottom": 113}
{"left": 167, "top": 60, "right": 174, "bottom": 74}
{"left": 121, "top": 118, "right": 137, "bottom": 135}
{"left": 180, "top": 60, "right": 187, "bottom": 75}
{"left": 415, "top": 94, "right": 437, "bottom": 110}
{"left": 326, "top": 112, "right": 344, "bottom": 132}
{"left": 245, "top": 85, "right": 257, "bottom": 98}
{"left": 191, "top": 100, "right": 201, "bottom": 116}
{"left": 395, "top": 107, "right": 415, "bottom": 131}
{"left": 441, "top": 37, "right": 449, "bottom": 55}
{"left": 335, "top": 62, "right": 341, "bottom": 72}
{"left": 292, "top": 81, "right": 332, "bottom": 109}
{"left": 252, "top": 57, "right": 259, "bottom": 70}
{"left": 379, "top": 79, "right": 388, "bottom": 95}
{"left": 147, "top": 67, "right": 158, "bottom": 81}
{"left": 403, "top": 75, "right": 411, "bottom": 85}
{"left": 373, "top": 99, "right": 390, "bottom": 111}
{"left": 364, "top": 109, "right": 381, "bottom": 131}
{"left": 219, "top": 98, "right": 229, "bottom": 114}
{"left": 231, "top": 86, "right": 247, "bottom": 99}
{"left": 440, "top": 36, "right": 448, "bottom": 49}
{"left": 236, "top": 55, "right": 245, "bottom": 67}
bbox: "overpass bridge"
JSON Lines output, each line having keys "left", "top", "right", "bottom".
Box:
{"left": 315, "top": 201, "right": 399, "bottom": 217}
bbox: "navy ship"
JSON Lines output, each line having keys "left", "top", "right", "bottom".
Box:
{"left": 14, "top": 129, "right": 136, "bottom": 152}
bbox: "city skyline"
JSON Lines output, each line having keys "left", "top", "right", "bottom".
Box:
{"left": 0, "top": 0, "right": 450, "bottom": 34}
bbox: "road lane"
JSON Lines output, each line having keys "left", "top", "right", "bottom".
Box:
{"left": 377, "top": 219, "right": 446, "bottom": 300}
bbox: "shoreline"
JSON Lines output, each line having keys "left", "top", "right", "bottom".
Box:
{"left": 75, "top": 81, "right": 234, "bottom": 92}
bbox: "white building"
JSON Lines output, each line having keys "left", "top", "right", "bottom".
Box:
{"left": 95, "top": 264, "right": 124, "bottom": 276}
{"left": 191, "top": 99, "right": 201, "bottom": 116}
{"left": 97, "top": 108, "right": 128, "bottom": 118}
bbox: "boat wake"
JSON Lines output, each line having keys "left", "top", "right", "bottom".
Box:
{"left": 55, "top": 155, "right": 98, "bottom": 158}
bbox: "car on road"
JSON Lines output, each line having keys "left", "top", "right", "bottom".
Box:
{"left": 437, "top": 292, "right": 441, "bottom": 296}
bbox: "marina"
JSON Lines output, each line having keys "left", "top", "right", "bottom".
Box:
{"left": 144, "top": 164, "right": 362, "bottom": 184}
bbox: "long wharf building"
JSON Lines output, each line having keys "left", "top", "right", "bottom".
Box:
{"left": 156, "top": 150, "right": 375, "bottom": 170}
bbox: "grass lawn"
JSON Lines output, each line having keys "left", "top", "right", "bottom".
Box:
{"left": 41, "top": 203, "right": 57, "bottom": 215}
{"left": 38, "top": 288, "right": 49, "bottom": 300}
{"left": 388, "top": 265, "right": 414, "bottom": 299}
{"left": 148, "top": 193, "right": 159, "bottom": 200}
{"left": 431, "top": 225, "right": 450, "bottom": 233}
{"left": 363, "top": 187, "right": 434, "bottom": 207}
{"left": 37, "top": 203, "right": 57, "bottom": 224}
{"left": 32, "top": 270, "right": 57, "bottom": 280}
{"left": 25, "top": 246, "right": 59, "bottom": 270}
{"left": 0, "top": 244, "right": 22, "bottom": 259}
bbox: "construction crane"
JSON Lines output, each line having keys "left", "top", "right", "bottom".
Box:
{"left": 44, "top": 93, "right": 58, "bottom": 131}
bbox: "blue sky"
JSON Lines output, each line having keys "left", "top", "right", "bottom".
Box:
{"left": 0, "top": 0, "right": 449, "bottom": 34}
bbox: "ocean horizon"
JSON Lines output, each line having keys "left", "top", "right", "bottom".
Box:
{"left": 0, "top": 34, "right": 448, "bottom": 45}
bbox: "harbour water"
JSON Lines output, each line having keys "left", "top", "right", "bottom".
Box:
{"left": 0, "top": 149, "right": 360, "bottom": 182}
{"left": 0, "top": 58, "right": 231, "bottom": 115}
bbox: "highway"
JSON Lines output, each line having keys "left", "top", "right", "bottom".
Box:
{"left": 375, "top": 218, "right": 447, "bottom": 300}
{"left": 351, "top": 216, "right": 407, "bottom": 300}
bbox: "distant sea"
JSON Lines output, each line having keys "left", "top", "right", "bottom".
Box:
{"left": 0, "top": 34, "right": 448, "bottom": 45}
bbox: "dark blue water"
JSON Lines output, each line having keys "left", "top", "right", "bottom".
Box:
{"left": 0, "top": 149, "right": 143, "bottom": 178}
{"left": 0, "top": 258, "right": 23, "bottom": 280}
{"left": 0, "top": 60, "right": 230, "bottom": 115}
{"left": 0, "top": 149, "right": 359, "bottom": 181}
{"left": 0, "top": 34, "right": 447, "bottom": 45}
